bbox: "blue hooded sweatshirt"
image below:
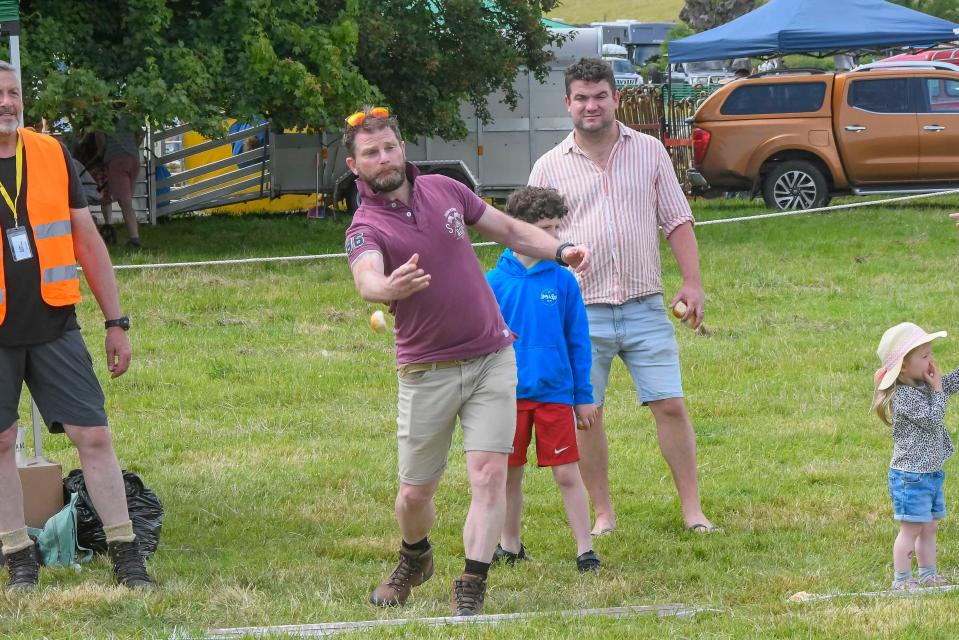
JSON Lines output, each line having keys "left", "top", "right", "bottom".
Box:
{"left": 486, "top": 249, "right": 593, "bottom": 406}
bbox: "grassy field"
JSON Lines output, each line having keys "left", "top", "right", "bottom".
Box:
{"left": 2, "top": 194, "right": 959, "bottom": 638}
{"left": 548, "top": 0, "right": 683, "bottom": 25}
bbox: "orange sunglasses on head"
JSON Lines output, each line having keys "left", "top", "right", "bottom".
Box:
{"left": 345, "top": 107, "right": 390, "bottom": 127}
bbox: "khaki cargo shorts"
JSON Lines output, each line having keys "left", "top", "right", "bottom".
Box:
{"left": 395, "top": 346, "right": 517, "bottom": 485}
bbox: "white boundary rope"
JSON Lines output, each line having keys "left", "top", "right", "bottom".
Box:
{"left": 206, "top": 603, "right": 719, "bottom": 639}
{"left": 109, "top": 189, "right": 959, "bottom": 271}
{"left": 696, "top": 188, "right": 959, "bottom": 226}
{"left": 788, "top": 584, "right": 959, "bottom": 603}
{"left": 111, "top": 253, "right": 348, "bottom": 270}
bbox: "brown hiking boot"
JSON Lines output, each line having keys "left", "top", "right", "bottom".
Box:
{"left": 370, "top": 545, "right": 434, "bottom": 607}
{"left": 108, "top": 539, "right": 155, "bottom": 590}
{"left": 6, "top": 545, "right": 39, "bottom": 591}
{"left": 451, "top": 572, "right": 486, "bottom": 616}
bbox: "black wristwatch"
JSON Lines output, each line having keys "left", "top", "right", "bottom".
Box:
{"left": 555, "top": 242, "right": 575, "bottom": 267}
{"left": 104, "top": 316, "right": 130, "bottom": 331}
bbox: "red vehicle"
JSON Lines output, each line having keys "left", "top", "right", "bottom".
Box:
{"left": 883, "top": 49, "right": 959, "bottom": 111}
{"left": 883, "top": 48, "right": 959, "bottom": 64}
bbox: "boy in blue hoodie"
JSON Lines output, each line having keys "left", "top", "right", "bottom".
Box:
{"left": 486, "top": 186, "right": 600, "bottom": 573}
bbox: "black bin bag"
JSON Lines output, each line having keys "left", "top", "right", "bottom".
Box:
{"left": 63, "top": 469, "right": 164, "bottom": 556}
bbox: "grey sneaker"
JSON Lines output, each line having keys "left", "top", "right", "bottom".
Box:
{"left": 451, "top": 572, "right": 487, "bottom": 616}
{"left": 5, "top": 545, "right": 39, "bottom": 591}
{"left": 492, "top": 543, "right": 528, "bottom": 566}
{"left": 919, "top": 573, "right": 950, "bottom": 587}
{"left": 108, "top": 539, "right": 155, "bottom": 590}
{"left": 891, "top": 577, "right": 920, "bottom": 591}
{"left": 370, "top": 545, "right": 434, "bottom": 607}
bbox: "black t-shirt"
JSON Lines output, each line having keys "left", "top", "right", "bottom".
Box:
{"left": 0, "top": 140, "right": 87, "bottom": 346}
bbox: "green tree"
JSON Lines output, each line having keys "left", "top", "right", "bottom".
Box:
{"left": 890, "top": 0, "right": 959, "bottom": 22}
{"left": 679, "top": 0, "right": 756, "bottom": 32}
{"left": 13, "top": 0, "right": 371, "bottom": 136}
{"left": 354, "top": 0, "right": 561, "bottom": 140}
{"left": 11, "top": 0, "right": 560, "bottom": 139}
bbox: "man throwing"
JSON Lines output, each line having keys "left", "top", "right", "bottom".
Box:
{"left": 343, "top": 107, "right": 589, "bottom": 615}
{"left": 528, "top": 58, "right": 716, "bottom": 534}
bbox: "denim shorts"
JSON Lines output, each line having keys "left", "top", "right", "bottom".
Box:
{"left": 586, "top": 294, "right": 683, "bottom": 406}
{"left": 888, "top": 468, "right": 946, "bottom": 523}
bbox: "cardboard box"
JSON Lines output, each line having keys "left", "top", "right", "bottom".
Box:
{"left": 18, "top": 456, "right": 64, "bottom": 528}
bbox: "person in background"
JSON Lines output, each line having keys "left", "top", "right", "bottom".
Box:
{"left": 0, "top": 60, "right": 153, "bottom": 591}
{"left": 485, "top": 186, "right": 599, "bottom": 573}
{"left": 95, "top": 115, "right": 144, "bottom": 249}
{"left": 643, "top": 55, "right": 664, "bottom": 85}
{"left": 871, "top": 322, "right": 958, "bottom": 590}
{"left": 528, "top": 58, "right": 717, "bottom": 536}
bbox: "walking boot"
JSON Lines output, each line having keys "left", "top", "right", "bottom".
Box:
{"left": 370, "top": 544, "right": 434, "bottom": 607}
{"left": 6, "top": 545, "right": 39, "bottom": 591}
{"left": 108, "top": 539, "right": 155, "bottom": 590}
{"left": 451, "top": 572, "right": 487, "bottom": 616}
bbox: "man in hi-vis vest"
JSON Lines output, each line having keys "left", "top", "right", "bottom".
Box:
{"left": 0, "top": 61, "right": 153, "bottom": 591}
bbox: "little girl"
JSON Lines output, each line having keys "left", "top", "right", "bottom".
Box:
{"left": 872, "top": 322, "right": 959, "bottom": 590}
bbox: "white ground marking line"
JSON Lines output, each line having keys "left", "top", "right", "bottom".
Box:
{"left": 206, "top": 603, "right": 721, "bottom": 638}
{"left": 788, "top": 584, "right": 959, "bottom": 603}
{"left": 105, "top": 189, "right": 959, "bottom": 271}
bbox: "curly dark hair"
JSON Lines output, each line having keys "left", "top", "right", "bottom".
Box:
{"left": 564, "top": 57, "right": 616, "bottom": 96}
{"left": 504, "top": 186, "right": 568, "bottom": 224}
{"left": 342, "top": 107, "right": 403, "bottom": 156}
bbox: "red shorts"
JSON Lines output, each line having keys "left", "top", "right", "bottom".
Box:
{"left": 508, "top": 400, "right": 579, "bottom": 467}
{"left": 105, "top": 154, "right": 140, "bottom": 203}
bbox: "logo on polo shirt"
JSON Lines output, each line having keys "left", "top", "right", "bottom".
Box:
{"left": 540, "top": 288, "right": 558, "bottom": 306}
{"left": 345, "top": 233, "right": 365, "bottom": 253}
{"left": 444, "top": 208, "right": 466, "bottom": 240}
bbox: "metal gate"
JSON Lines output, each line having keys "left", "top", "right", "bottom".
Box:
{"left": 147, "top": 122, "right": 271, "bottom": 222}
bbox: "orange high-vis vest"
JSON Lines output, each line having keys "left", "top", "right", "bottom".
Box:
{"left": 0, "top": 128, "right": 81, "bottom": 325}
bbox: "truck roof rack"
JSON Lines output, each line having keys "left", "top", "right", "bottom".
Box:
{"left": 747, "top": 68, "right": 828, "bottom": 79}
{"left": 853, "top": 61, "right": 959, "bottom": 73}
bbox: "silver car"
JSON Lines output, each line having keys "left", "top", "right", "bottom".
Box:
{"left": 603, "top": 57, "right": 643, "bottom": 87}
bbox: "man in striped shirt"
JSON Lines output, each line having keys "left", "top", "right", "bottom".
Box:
{"left": 528, "top": 58, "right": 717, "bottom": 534}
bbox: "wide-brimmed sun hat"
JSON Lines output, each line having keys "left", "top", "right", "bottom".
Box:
{"left": 874, "top": 322, "right": 947, "bottom": 390}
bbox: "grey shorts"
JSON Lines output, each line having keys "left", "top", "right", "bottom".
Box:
{"left": 395, "top": 346, "right": 517, "bottom": 485}
{"left": 0, "top": 329, "right": 108, "bottom": 434}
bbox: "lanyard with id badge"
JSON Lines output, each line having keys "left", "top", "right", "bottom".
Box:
{"left": 1, "top": 136, "right": 31, "bottom": 262}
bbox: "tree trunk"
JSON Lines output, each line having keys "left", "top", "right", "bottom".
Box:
{"left": 680, "top": 0, "right": 757, "bottom": 31}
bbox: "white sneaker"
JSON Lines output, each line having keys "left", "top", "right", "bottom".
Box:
{"left": 919, "top": 573, "right": 949, "bottom": 588}
{"left": 891, "top": 577, "right": 919, "bottom": 591}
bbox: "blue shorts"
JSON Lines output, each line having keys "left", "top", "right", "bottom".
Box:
{"left": 889, "top": 468, "right": 946, "bottom": 523}
{"left": 586, "top": 294, "right": 683, "bottom": 407}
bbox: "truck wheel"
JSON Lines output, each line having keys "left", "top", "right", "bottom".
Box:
{"left": 343, "top": 182, "right": 362, "bottom": 215}
{"left": 762, "top": 161, "right": 829, "bottom": 211}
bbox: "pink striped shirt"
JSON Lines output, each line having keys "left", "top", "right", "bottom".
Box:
{"left": 528, "top": 123, "right": 694, "bottom": 305}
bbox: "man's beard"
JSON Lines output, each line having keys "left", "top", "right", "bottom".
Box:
{"left": 368, "top": 167, "right": 405, "bottom": 193}
{"left": 0, "top": 114, "right": 18, "bottom": 134}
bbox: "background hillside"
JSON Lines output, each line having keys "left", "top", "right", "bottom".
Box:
{"left": 548, "top": 0, "right": 684, "bottom": 25}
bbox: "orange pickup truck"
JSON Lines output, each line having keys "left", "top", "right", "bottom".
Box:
{"left": 687, "top": 62, "right": 959, "bottom": 210}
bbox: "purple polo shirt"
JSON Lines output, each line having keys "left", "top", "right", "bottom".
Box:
{"left": 346, "top": 163, "right": 514, "bottom": 365}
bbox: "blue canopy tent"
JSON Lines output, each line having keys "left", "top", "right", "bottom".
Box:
{"left": 668, "top": 0, "right": 959, "bottom": 62}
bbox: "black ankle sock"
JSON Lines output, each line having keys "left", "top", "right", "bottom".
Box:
{"left": 402, "top": 537, "right": 430, "bottom": 551}
{"left": 464, "top": 559, "right": 490, "bottom": 579}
